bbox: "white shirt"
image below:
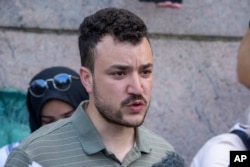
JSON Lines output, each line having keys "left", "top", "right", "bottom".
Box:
{"left": 0, "top": 142, "right": 19, "bottom": 167}
{"left": 190, "top": 123, "right": 250, "bottom": 167}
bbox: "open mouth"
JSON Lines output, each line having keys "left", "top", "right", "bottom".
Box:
{"left": 127, "top": 101, "right": 145, "bottom": 112}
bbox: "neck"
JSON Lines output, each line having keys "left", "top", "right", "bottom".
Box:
{"left": 85, "top": 101, "right": 136, "bottom": 162}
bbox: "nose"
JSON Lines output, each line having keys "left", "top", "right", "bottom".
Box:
{"left": 127, "top": 73, "right": 143, "bottom": 95}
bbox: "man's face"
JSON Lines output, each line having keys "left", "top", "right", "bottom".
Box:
{"left": 91, "top": 35, "right": 153, "bottom": 127}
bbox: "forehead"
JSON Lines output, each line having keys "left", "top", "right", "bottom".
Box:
{"left": 94, "top": 35, "right": 153, "bottom": 68}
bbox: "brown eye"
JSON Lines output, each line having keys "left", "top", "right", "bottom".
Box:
{"left": 141, "top": 69, "right": 152, "bottom": 78}
{"left": 112, "top": 71, "right": 126, "bottom": 79}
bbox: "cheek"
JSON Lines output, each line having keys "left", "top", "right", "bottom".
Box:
{"left": 96, "top": 74, "right": 124, "bottom": 93}
{"left": 147, "top": 80, "right": 153, "bottom": 93}
{"left": 98, "top": 82, "right": 125, "bottom": 104}
{"left": 103, "top": 83, "right": 124, "bottom": 98}
{"left": 144, "top": 77, "right": 153, "bottom": 89}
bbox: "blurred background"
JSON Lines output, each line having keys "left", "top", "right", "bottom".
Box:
{"left": 0, "top": 0, "right": 250, "bottom": 165}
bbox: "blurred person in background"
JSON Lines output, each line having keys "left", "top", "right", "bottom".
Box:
{"left": 190, "top": 21, "right": 250, "bottom": 167}
{"left": 237, "top": 20, "right": 250, "bottom": 89}
{"left": 0, "top": 66, "right": 88, "bottom": 166}
{"left": 139, "top": 0, "right": 183, "bottom": 9}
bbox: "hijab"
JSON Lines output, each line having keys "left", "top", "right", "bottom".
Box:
{"left": 27, "top": 66, "right": 89, "bottom": 132}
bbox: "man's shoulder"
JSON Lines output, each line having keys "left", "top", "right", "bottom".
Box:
{"left": 139, "top": 126, "right": 170, "bottom": 141}
{"left": 19, "top": 118, "right": 74, "bottom": 150}
{"left": 139, "top": 126, "right": 174, "bottom": 150}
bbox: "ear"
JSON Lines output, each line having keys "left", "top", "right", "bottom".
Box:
{"left": 79, "top": 66, "right": 93, "bottom": 93}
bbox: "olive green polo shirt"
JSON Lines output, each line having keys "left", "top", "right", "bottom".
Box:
{"left": 5, "top": 101, "right": 174, "bottom": 167}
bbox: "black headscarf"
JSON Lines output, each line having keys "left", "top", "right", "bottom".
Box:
{"left": 27, "top": 66, "right": 89, "bottom": 132}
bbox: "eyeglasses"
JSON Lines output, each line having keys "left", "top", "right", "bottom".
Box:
{"left": 29, "top": 73, "right": 79, "bottom": 97}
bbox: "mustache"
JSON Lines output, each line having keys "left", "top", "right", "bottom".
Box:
{"left": 121, "top": 95, "right": 147, "bottom": 106}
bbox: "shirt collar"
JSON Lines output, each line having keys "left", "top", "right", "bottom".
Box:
{"left": 71, "top": 101, "right": 105, "bottom": 154}
{"left": 136, "top": 127, "right": 152, "bottom": 154}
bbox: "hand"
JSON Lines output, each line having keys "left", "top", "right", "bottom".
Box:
{"left": 156, "top": 0, "right": 182, "bottom": 8}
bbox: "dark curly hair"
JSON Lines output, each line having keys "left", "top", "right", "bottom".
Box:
{"left": 78, "top": 7, "right": 149, "bottom": 73}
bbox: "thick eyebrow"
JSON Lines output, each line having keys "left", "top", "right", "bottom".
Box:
{"left": 140, "top": 63, "right": 153, "bottom": 70}
{"left": 107, "top": 63, "right": 153, "bottom": 71}
{"left": 108, "top": 64, "right": 132, "bottom": 71}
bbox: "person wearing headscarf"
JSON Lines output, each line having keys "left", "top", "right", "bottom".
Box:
{"left": 0, "top": 66, "right": 89, "bottom": 166}
{"left": 27, "top": 66, "right": 89, "bottom": 132}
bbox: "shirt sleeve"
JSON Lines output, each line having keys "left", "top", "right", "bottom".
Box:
{"left": 4, "top": 147, "right": 32, "bottom": 167}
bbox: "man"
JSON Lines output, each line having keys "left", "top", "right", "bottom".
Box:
{"left": 5, "top": 7, "right": 174, "bottom": 167}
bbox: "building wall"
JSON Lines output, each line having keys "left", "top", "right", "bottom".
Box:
{"left": 1, "top": 0, "right": 250, "bottom": 165}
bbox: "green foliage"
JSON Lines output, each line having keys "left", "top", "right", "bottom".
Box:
{"left": 0, "top": 88, "right": 30, "bottom": 147}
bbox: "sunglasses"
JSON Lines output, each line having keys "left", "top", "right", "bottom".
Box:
{"left": 29, "top": 73, "right": 79, "bottom": 97}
